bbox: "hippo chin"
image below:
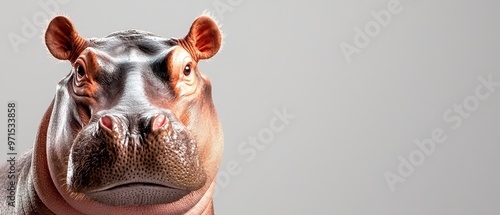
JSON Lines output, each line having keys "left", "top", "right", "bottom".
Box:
{"left": 0, "top": 15, "right": 224, "bottom": 215}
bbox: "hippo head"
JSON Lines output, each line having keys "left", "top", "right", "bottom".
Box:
{"left": 39, "top": 15, "right": 223, "bottom": 214}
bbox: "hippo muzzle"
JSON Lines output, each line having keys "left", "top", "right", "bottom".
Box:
{"left": 68, "top": 110, "right": 206, "bottom": 205}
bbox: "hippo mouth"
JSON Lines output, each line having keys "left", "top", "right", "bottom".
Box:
{"left": 67, "top": 114, "right": 207, "bottom": 206}
{"left": 86, "top": 182, "right": 190, "bottom": 205}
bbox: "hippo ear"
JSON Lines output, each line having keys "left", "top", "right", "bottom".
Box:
{"left": 182, "top": 16, "right": 222, "bottom": 60}
{"left": 45, "top": 16, "right": 88, "bottom": 62}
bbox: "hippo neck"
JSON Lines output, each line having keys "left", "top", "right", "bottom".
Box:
{"left": 31, "top": 99, "right": 85, "bottom": 214}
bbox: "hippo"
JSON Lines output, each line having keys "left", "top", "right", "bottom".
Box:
{"left": 0, "top": 15, "right": 224, "bottom": 215}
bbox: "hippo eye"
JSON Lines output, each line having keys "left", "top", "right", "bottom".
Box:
{"left": 183, "top": 64, "right": 191, "bottom": 76}
{"left": 76, "top": 64, "right": 86, "bottom": 78}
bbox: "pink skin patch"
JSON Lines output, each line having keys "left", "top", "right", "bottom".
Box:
{"left": 152, "top": 114, "right": 167, "bottom": 131}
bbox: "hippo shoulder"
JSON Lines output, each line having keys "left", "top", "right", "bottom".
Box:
{"left": 0, "top": 149, "right": 54, "bottom": 214}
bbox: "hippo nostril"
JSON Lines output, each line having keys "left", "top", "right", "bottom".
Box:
{"left": 152, "top": 114, "right": 167, "bottom": 131}
{"left": 99, "top": 115, "right": 114, "bottom": 130}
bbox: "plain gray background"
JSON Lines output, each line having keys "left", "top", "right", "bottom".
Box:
{"left": 1, "top": 0, "right": 500, "bottom": 214}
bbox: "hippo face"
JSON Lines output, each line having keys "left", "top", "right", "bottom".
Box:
{"left": 42, "top": 16, "right": 223, "bottom": 211}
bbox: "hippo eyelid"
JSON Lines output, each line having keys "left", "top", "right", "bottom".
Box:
{"left": 179, "top": 55, "right": 195, "bottom": 77}
{"left": 183, "top": 64, "right": 191, "bottom": 76}
{"left": 73, "top": 59, "right": 88, "bottom": 85}
{"left": 76, "top": 64, "right": 85, "bottom": 78}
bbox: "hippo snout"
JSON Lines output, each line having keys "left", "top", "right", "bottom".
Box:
{"left": 67, "top": 111, "right": 206, "bottom": 205}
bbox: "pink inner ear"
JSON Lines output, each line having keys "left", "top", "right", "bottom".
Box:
{"left": 185, "top": 16, "right": 222, "bottom": 60}
{"left": 195, "top": 26, "right": 217, "bottom": 52}
{"left": 45, "top": 16, "right": 87, "bottom": 62}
